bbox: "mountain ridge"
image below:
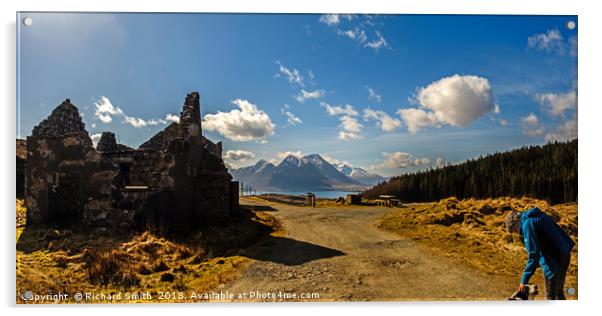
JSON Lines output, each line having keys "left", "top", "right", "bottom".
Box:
{"left": 230, "top": 153, "right": 382, "bottom": 192}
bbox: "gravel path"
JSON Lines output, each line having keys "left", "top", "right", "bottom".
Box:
{"left": 219, "top": 198, "right": 515, "bottom": 302}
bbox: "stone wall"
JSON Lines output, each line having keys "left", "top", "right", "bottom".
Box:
{"left": 24, "top": 92, "right": 239, "bottom": 233}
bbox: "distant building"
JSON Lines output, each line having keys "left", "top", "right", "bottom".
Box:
{"left": 25, "top": 92, "right": 239, "bottom": 232}
{"left": 346, "top": 194, "right": 361, "bottom": 205}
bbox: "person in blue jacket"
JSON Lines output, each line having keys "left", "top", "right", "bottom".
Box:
{"left": 505, "top": 207, "right": 575, "bottom": 300}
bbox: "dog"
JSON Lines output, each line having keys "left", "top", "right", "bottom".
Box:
{"left": 508, "top": 284, "right": 539, "bottom": 300}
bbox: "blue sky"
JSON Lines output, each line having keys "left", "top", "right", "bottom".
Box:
{"left": 17, "top": 13, "right": 577, "bottom": 176}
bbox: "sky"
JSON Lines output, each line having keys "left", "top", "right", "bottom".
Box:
{"left": 17, "top": 13, "right": 578, "bottom": 176}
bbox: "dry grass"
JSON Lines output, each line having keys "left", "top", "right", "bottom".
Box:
{"left": 16, "top": 199, "right": 275, "bottom": 304}
{"left": 380, "top": 197, "right": 578, "bottom": 299}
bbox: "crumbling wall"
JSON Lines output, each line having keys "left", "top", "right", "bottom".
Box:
{"left": 25, "top": 99, "right": 116, "bottom": 224}
{"left": 25, "top": 92, "right": 239, "bottom": 233}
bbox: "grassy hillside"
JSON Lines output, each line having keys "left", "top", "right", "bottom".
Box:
{"left": 16, "top": 199, "right": 276, "bottom": 304}
{"left": 380, "top": 197, "right": 578, "bottom": 299}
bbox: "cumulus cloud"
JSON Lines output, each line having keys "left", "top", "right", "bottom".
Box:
{"left": 371, "top": 152, "right": 431, "bottom": 169}
{"left": 202, "top": 99, "right": 276, "bottom": 142}
{"left": 123, "top": 116, "right": 149, "bottom": 128}
{"left": 295, "top": 89, "right": 325, "bottom": 103}
{"left": 320, "top": 102, "right": 363, "bottom": 140}
{"left": 363, "top": 108, "right": 401, "bottom": 132}
{"left": 528, "top": 29, "right": 564, "bottom": 54}
{"left": 321, "top": 102, "right": 358, "bottom": 117}
{"left": 545, "top": 116, "right": 577, "bottom": 142}
{"left": 165, "top": 113, "right": 180, "bottom": 123}
{"left": 535, "top": 90, "right": 577, "bottom": 117}
{"left": 398, "top": 75, "right": 497, "bottom": 134}
{"left": 339, "top": 115, "right": 362, "bottom": 133}
{"left": 224, "top": 149, "right": 255, "bottom": 161}
{"left": 94, "top": 96, "right": 123, "bottom": 123}
{"left": 521, "top": 113, "right": 545, "bottom": 136}
{"left": 367, "top": 86, "right": 382, "bottom": 103}
{"left": 397, "top": 108, "right": 440, "bottom": 134}
{"left": 275, "top": 61, "right": 304, "bottom": 87}
{"left": 94, "top": 96, "right": 172, "bottom": 129}
{"left": 223, "top": 150, "right": 256, "bottom": 168}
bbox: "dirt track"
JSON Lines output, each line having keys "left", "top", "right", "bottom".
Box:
{"left": 221, "top": 198, "right": 516, "bottom": 302}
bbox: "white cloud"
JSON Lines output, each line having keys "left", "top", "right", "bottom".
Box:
{"left": 398, "top": 75, "right": 497, "bottom": 134}
{"left": 367, "top": 86, "right": 382, "bottom": 103}
{"left": 545, "top": 117, "right": 577, "bottom": 142}
{"left": 281, "top": 107, "right": 303, "bottom": 126}
{"left": 224, "top": 150, "right": 255, "bottom": 161}
{"left": 320, "top": 102, "right": 363, "bottom": 140}
{"left": 321, "top": 102, "right": 358, "bottom": 117}
{"left": 202, "top": 99, "right": 276, "bottom": 142}
{"left": 269, "top": 150, "right": 305, "bottom": 164}
{"left": 165, "top": 113, "right": 180, "bottom": 123}
{"left": 223, "top": 150, "right": 256, "bottom": 168}
{"left": 295, "top": 89, "right": 325, "bottom": 103}
{"left": 94, "top": 96, "right": 123, "bottom": 123}
{"left": 275, "top": 61, "right": 304, "bottom": 87}
{"left": 436, "top": 157, "right": 445, "bottom": 168}
{"left": 90, "top": 133, "right": 102, "bottom": 148}
{"left": 321, "top": 15, "right": 389, "bottom": 52}
{"left": 364, "top": 31, "right": 389, "bottom": 50}
{"left": 322, "top": 154, "right": 351, "bottom": 167}
{"left": 338, "top": 131, "right": 363, "bottom": 140}
{"left": 521, "top": 113, "right": 545, "bottom": 136}
{"left": 339, "top": 115, "right": 362, "bottom": 133}
{"left": 528, "top": 29, "right": 564, "bottom": 54}
{"left": 363, "top": 108, "right": 401, "bottom": 132}
{"left": 372, "top": 152, "right": 431, "bottom": 169}
{"left": 318, "top": 14, "right": 353, "bottom": 26}
{"left": 499, "top": 119, "right": 509, "bottom": 126}
{"left": 123, "top": 116, "right": 148, "bottom": 128}
{"left": 397, "top": 108, "right": 440, "bottom": 134}
{"left": 535, "top": 90, "right": 577, "bottom": 117}
{"left": 414, "top": 157, "right": 431, "bottom": 166}
{"left": 94, "top": 96, "right": 172, "bottom": 129}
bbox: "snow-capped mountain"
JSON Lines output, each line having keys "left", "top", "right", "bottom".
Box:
{"left": 230, "top": 154, "right": 369, "bottom": 191}
{"left": 335, "top": 164, "right": 386, "bottom": 186}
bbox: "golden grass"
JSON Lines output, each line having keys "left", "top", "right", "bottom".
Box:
{"left": 380, "top": 197, "right": 578, "bottom": 298}
{"left": 16, "top": 199, "right": 275, "bottom": 304}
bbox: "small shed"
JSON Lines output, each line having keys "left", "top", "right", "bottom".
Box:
{"left": 378, "top": 195, "right": 400, "bottom": 207}
{"left": 346, "top": 194, "right": 362, "bottom": 205}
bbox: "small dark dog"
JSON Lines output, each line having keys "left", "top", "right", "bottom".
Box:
{"left": 508, "top": 284, "right": 539, "bottom": 300}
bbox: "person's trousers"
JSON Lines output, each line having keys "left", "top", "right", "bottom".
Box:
{"left": 545, "top": 255, "right": 571, "bottom": 300}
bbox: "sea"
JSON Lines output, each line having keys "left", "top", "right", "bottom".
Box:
{"left": 248, "top": 190, "right": 361, "bottom": 199}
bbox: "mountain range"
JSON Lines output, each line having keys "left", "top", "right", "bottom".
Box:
{"left": 230, "top": 153, "right": 385, "bottom": 192}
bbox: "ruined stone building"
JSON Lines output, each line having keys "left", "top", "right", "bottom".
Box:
{"left": 25, "top": 92, "right": 239, "bottom": 232}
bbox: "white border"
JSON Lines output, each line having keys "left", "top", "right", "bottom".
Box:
{"left": 2, "top": 0, "right": 601, "bottom": 315}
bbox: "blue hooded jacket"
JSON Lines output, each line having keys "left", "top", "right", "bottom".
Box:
{"left": 519, "top": 207, "right": 575, "bottom": 284}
